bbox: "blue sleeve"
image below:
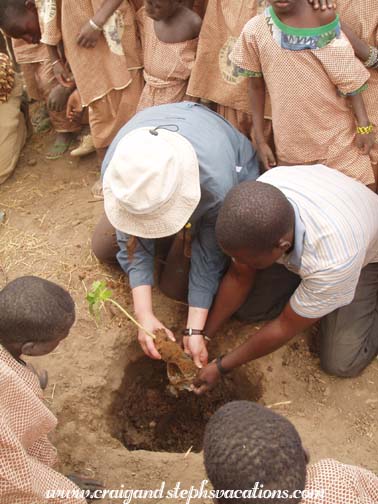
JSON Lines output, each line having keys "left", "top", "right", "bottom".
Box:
{"left": 188, "top": 213, "right": 228, "bottom": 309}
{"left": 116, "top": 231, "right": 155, "bottom": 289}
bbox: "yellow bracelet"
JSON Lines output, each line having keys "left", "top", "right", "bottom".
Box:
{"left": 357, "top": 124, "right": 374, "bottom": 135}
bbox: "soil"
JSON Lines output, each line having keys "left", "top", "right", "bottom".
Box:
{"left": 110, "top": 357, "right": 260, "bottom": 454}
{"left": 0, "top": 126, "right": 377, "bottom": 504}
{"left": 154, "top": 329, "right": 198, "bottom": 390}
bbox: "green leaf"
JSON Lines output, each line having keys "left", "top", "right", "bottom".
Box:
{"left": 86, "top": 280, "right": 114, "bottom": 317}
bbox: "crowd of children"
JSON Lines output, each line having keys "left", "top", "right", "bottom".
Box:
{"left": 0, "top": 0, "right": 378, "bottom": 502}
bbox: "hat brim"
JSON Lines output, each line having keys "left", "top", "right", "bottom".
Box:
{"left": 103, "top": 128, "right": 201, "bottom": 239}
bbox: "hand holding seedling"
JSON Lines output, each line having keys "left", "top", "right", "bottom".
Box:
{"left": 86, "top": 281, "right": 175, "bottom": 360}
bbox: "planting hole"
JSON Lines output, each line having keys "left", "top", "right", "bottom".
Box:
{"left": 109, "top": 357, "right": 264, "bottom": 453}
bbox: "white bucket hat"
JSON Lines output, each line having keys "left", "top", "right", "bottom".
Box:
{"left": 103, "top": 127, "right": 200, "bottom": 239}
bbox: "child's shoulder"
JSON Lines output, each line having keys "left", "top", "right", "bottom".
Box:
{"left": 180, "top": 7, "right": 202, "bottom": 39}
{"left": 186, "top": 8, "right": 202, "bottom": 38}
{"left": 240, "top": 12, "right": 268, "bottom": 38}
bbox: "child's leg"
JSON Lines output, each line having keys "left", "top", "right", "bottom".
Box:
{"left": 34, "top": 60, "right": 82, "bottom": 159}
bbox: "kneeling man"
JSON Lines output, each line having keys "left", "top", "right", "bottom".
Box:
{"left": 195, "top": 165, "right": 378, "bottom": 393}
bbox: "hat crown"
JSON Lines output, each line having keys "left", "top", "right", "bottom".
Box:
{"left": 107, "top": 129, "right": 180, "bottom": 216}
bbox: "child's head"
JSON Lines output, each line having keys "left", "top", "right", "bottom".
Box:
{"left": 216, "top": 181, "right": 294, "bottom": 270}
{"left": 204, "top": 401, "right": 308, "bottom": 504}
{"left": 270, "top": 0, "right": 299, "bottom": 16}
{"left": 0, "top": 0, "right": 41, "bottom": 44}
{"left": 0, "top": 276, "right": 75, "bottom": 357}
{"left": 144, "top": 0, "right": 183, "bottom": 21}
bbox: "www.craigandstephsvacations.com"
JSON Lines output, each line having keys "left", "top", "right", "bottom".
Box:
{"left": 45, "top": 480, "right": 325, "bottom": 503}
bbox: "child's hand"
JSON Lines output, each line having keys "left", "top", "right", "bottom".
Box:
{"left": 47, "top": 84, "right": 71, "bottom": 112}
{"left": 257, "top": 141, "right": 277, "bottom": 171}
{"left": 53, "top": 60, "right": 74, "bottom": 88}
{"left": 308, "top": 0, "right": 336, "bottom": 10}
{"left": 356, "top": 131, "right": 375, "bottom": 155}
{"left": 77, "top": 21, "right": 102, "bottom": 48}
{"left": 66, "top": 89, "right": 83, "bottom": 121}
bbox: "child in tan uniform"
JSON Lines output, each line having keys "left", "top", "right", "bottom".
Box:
{"left": 204, "top": 401, "right": 378, "bottom": 504}
{"left": 337, "top": 1, "right": 378, "bottom": 174}
{"left": 187, "top": 0, "right": 259, "bottom": 138}
{"left": 12, "top": 39, "right": 82, "bottom": 159}
{"left": 231, "top": 0, "right": 375, "bottom": 186}
{"left": 136, "top": 0, "right": 202, "bottom": 112}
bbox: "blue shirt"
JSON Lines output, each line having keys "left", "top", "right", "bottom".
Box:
{"left": 102, "top": 102, "right": 259, "bottom": 308}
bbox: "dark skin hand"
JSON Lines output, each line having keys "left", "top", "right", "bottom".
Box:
{"left": 47, "top": 84, "right": 73, "bottom": 112}
{"left": 308, "top": 0, "right": 336, "bottom": 9}
{"left": 193, "top": 303, "right": 319, "bottom": 395}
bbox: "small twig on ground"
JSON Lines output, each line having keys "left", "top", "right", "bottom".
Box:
{"left": 266, "top": 401, "right": 292, "bottom": 409}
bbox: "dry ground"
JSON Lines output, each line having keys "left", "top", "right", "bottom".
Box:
{"left": 0, "top": 130, "right": 377, "bottom": 504}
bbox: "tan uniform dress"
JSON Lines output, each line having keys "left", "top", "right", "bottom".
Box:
{"left": 231, "top": 11, "right": 375, "bottom": 185}
{"left": 12, "top": 39, "right": 81, "bottom": 133}
{"left": 137, "top": 9, "right": 198, "bottom": 112}
{"left": 187, "top": 0, "right": 258, "bottom": 138}
{"left": 304, "top": 459, "right": 378, "bottom": 503}
{"left": 36, "top": 0, "right": 143, "bottom": 149}
{"left": 0, "top": 345, "right": 86, "bottom": 504}
{"left": 337, "top": 1, "right": 378, "bottom": 167}
{"left": 0, "top": 55, "right": 26, "bottom": 185}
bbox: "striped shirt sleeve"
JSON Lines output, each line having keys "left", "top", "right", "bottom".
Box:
{"left": 290, "top": 254, "right": 365, "bottom": 318}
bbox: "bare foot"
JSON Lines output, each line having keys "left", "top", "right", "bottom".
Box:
{"left": 46, "top": 132, "right": 76, "bottom": 160}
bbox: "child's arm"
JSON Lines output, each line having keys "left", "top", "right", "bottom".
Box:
{"left": 46, "top": 44, "right": 74, "bottom": 88}
{"left": 350, "top": 94, "right": 375, "bottom": 155}
{"left": 76, "top": 0, "right": 123, "bottom": 48}
{"left": 249, "top": 77, "right": 276, "bottom": 170}
{"left": 341, "top": 23, "right": 370, "bottom": 62}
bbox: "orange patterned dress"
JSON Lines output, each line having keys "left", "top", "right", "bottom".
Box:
{"left": 137, "top": 9, "right": 198, "bottom": 112}
{"left": 36, "top": 0, "right": 143, "bottom": 148}
{"left": 231, "top": 8, "right": 374, "bottom": 185}
{"left": 304, "top": 459, "right": 378, "bottom": 503}
{"left": 0, "top": 345, "right": 86, "bottom": 503}
{"left": 187, "top": 0, "right": 259, "bottom": 138}
{"left": 338, "top": 0, "right": 378, "bottom": 166}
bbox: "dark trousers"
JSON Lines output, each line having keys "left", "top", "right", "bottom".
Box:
{"left": 236, "top": 263, "right": 378, "bottom": 378}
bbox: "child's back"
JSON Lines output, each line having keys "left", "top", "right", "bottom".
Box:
{"left": 232, "top": 1, "right": 375, "bottom": 186}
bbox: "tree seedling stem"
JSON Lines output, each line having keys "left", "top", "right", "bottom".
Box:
{"left": 86, "top": 281, "right": 156, "bottom": 340}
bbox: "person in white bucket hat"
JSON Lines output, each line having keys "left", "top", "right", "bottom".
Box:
{"left": 92, "top": 102, "right": 260, "bottom": 368}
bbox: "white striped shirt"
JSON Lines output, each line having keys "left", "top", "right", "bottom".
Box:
{"left": 258, "top": 165, "right": 378, "bottom": 318}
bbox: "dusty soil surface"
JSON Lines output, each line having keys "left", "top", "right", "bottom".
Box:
{"left": 0, "top": 127, "right": 377, "bottom": 504}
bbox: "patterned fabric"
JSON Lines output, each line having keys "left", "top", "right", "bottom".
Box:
{"left": 12, "top": 39, "right": 49, "bottom": 64}
{"left": 231, "top": 12, "right": 374, "bottom": 185}
{"left": 267, "top": 7, "right": 341, "bottom": 51}
{"left": 0, "top": 345, "right": 86, "bottom": 503}
{"left": 337, "top": 0, "right": 378, "bottom": 165}
{"left": 0, "top": 74, "right": 26, "bottom": 185}
{"left": 304, "top": 459, "right": 378, "bottom": 503}
{"left": 0, "top": 53, "right": 15, "bottom": 104}
{"left": 136, "top": 8, "right": 198, "bottom": 112}
{"left": 36, "top": 0, "right": 143, "bottom": 106}
{"left": 187, "top": 0, "right": 258, "bottom": 113}
{"left": 89, "top": 69, "right": 144, "bottom": 148}
{"left": 259, "top": 165, "right": 378, "bottom": 318}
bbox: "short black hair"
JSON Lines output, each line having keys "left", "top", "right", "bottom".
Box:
{"left": 216, "top": 181, "right": 294, "bottom": 254}
{"left": 0, "top": 276, "right": 75, "bottom": 343}
{"left": 204, "top": 401, "right": 306, "bottom": 504}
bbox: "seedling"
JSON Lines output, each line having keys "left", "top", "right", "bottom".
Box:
{"left": 86, "top": 280, "right": 156, "bottom": 340}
